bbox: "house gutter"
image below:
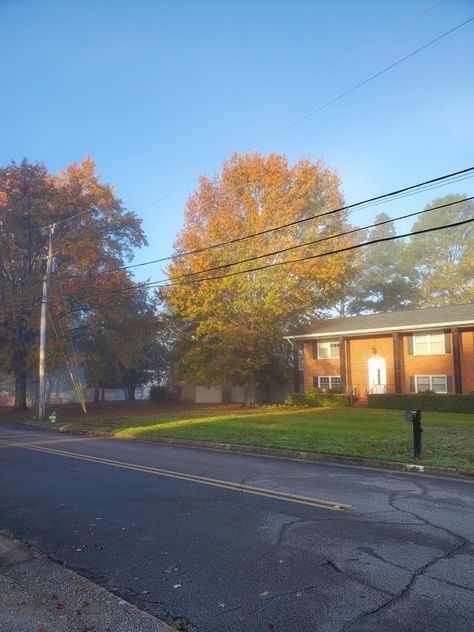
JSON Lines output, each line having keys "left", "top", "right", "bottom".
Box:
{"left": 285, "top": 319, "right": 474, "bottom": 341}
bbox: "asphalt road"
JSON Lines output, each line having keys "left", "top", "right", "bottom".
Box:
{"left": 0, "top": 425, "right": 473, "bottom": 632}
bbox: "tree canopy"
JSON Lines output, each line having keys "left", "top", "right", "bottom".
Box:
{"left": 406, "top": 195, "right": 473, "bottom": 306}
{"left": 163, "top": 152, "right": 356, "bottom": 401}
{"left": 0, "top": 158, "right": 149, "bottom": 408}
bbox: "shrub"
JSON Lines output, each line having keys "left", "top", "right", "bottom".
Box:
{"left": 284, "top": 392, "right": 353, "bottom": 408}
{"left": 367, "top": 393, "right": 474, "bottom": 414}
{"left": 284, "top": 393, "right": 308, "bottom": 406}
{"left": 149, "top": 385, "right": 168, "bottom": 402}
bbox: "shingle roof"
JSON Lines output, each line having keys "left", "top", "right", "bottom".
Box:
{"left": 289, "top": 303, "right": 474, "bottom": 339}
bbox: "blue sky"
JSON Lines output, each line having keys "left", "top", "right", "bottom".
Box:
{"left": 1, "top": 0, "right": 473, "bottom": 282}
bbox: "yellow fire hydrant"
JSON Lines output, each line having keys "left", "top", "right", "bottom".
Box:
{"left": 48, "top": 410, "right": 57, "bottom": 424}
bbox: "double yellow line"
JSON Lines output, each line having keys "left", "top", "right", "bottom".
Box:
{"left": 0, "top": 439, "right": 351, "bottom": 512}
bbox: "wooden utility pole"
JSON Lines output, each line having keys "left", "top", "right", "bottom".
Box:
{"left": 38, "top": 223, "right": 55, "bottom": 420}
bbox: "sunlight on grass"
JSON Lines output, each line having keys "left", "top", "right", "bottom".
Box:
{"left": 25, "top": 405, "right": 474, "bottom": 470}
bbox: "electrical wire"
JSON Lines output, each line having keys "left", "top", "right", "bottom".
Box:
{"left": 136, "top": 0, "right": 446, "bottom": 193}
{"left": 7, "top": 14, "right": 471, "bottom": 236}
{"left": 52, "top": 167, "right": 474, "bottom": 284}
{"left": 138, "top": 16, "right": 474, "bottom": 212}
{"left": 4, "top": 213, "right": 470, "bottom": 309}
{"left": 47, "top": 309, "right": 87, "bottom": 413}
{"left": 55, "top": 268, "right": 87, "bottom": 409}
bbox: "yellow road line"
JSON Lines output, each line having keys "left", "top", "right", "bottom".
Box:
{"left": 1, "top": 437, "right": 94, "bottom": 446}
{"left": 0, "top": 439, "right": 351, "bottom": 512}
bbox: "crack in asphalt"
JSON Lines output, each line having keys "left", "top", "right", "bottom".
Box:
{"left": 322, "top": 559, "right": 396, "bottom": 597}
{"left": 341, "top": 489, "right": 470, "bottom": 631}
{"left": 425, "top": 574, "right": 474, "bottom": 593}
{"left": 256, "top": 517, "right": 304, "bottom": 562}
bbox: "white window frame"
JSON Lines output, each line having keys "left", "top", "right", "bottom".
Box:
{"left": 413, "top": 331, "right": 445, "bottom": 356}
{"left": 317, "top": 340, "right": 340, "bottom": 359}
{"left": 415, "top": 375, "right": 447, "bottom": 393}
{"left": 317, "top": 376, "right": 342, "bottom": 390}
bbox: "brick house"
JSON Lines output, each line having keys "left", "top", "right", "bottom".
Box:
{"left": 287, "top": 304, "right": 474, "bottom": 400}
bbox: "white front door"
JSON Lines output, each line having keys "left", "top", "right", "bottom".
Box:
{"left": 368, "top": 355, "right": 387, "bottom": 393}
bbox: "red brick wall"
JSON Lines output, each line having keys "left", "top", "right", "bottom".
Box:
{"left": 303, "top": 341, "right": 340, "bottom": 392}
{"left": 302, "top": 329, "right": 474, "bottom": 395}
{"left": 402, "top": 332, "right": 454, "bottom": 392}
{"left": 461, "top": 330, "right": 474, "bottom": 393}
{"left": 346, "top": 335, "right": 394, "bottom": 394}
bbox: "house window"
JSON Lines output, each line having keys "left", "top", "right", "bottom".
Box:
{"left": 315, "top": 376, "right": 342, "bottom": 391}
{"left": 297, "top": 346, "right": 304, "bottom": 372}
{"left": 414, "top": 331, "right": 445, "bottom": 355}
{"left": 415, "top": 375, "right": 447, "bottom": 393}
{"left": 316, "top": 340, "right": 340, "bottom": 359}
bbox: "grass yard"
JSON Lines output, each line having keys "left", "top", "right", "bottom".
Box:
{"left": 21, "top": 402, "right": 474, "bottom": 471}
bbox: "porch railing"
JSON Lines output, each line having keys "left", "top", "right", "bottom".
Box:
{"left": 367, "top": 384, "right": 396, "bottom": 395}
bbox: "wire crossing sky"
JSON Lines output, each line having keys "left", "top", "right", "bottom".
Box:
{"left": 1, "top": 0, "right": 473, "bottom": 282}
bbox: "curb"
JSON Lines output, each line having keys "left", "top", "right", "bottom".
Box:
{"left": 14, "top": 420, "right": 474, "bottom": 481}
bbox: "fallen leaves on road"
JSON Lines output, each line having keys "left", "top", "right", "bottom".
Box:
{"left": 165, "top": 564, "right": 178, "bottom": 573}
{"left": 259, "top": 591, "right": 271, "bottom": 598}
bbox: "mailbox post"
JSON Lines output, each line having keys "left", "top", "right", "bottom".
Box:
{"left": 404, "top": 410, "right": 422, "bottom": 458}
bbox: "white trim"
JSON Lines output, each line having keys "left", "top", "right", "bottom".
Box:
{"left": 415, "top": 374, "right": 448, "bottom": 394}
{"left": 286, "top": 319, "right": 473, "bottom": 341}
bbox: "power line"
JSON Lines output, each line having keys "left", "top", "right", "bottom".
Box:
{"left": 162, "top": 217, "right": 474, "bottom": 289}
{"left": 138, "top": 16, "right": 473, "bottom": 212}
{"left": 4, "top": 209, "right": 471, "bottom": 309}
{"left": 136, "top": 0, "right": 446, "bottom": 194}
{"left": 56, "top": 167, "right": 474, "bottom": 283}
{"left": 7, "top": 10, "right": 469, "bottom": 241}
{"left": 5, "top": 168, "right": 466, "bottom": 294}
{"left": 157, "top": 197, "right": 474, "bottom": 282}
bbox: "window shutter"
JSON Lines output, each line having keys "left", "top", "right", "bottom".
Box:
{"left": 312, "top": 342, "right": 318, "bottom": 359}
{"left": 409, "top": 376, "right": 416, "bottom": 392}
{"left": 446, "top": 375, "right": 452, "bottom": 393}
{"left": 313, "top": 376, "right": 318, "bottom": 388}
{"left": 444, "top": 331, "right": 451, "bottom": 353}
{"left": 407, "top": 335, "right": 414, "bottom": 355}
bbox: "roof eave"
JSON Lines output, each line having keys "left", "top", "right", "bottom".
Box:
{"left": 286, "top": 319, "right": 474, "bottom": 341}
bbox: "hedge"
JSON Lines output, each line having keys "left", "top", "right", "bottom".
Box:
{"left": 368, "top": 393, "right": 474, "bottom": 413}
{"left": 284, "top": 392, "right": 354, "bottom": 408}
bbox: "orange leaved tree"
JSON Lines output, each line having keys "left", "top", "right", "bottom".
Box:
{"left": 0, "top": 158, "right": 147, "bottom": 409}
{"left": 163, "top": 152, "right": 355, "bottom": 403}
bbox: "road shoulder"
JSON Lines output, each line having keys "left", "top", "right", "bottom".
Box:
{"left": 0, "top": 531, "right": 172, "bottom": 632}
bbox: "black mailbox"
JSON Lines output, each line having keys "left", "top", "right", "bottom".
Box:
{"left": 404, "top": 410, "right": 422, "bottom": 458}
{"left": 405, "top": 410, "right": 421, "bottom": 423}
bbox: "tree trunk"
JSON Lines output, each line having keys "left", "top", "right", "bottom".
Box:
{"left": 14, "top": 368, "right": 28, "bottom": 410}
{"left": 127, "top": 383, "right": 136, "bottom": 400}
{"left": 243, "top": 373, "right": 257, "bottom": 406}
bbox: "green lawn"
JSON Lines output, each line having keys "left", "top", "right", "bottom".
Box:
{"left": 26, "top": 406, "right": 474, "bottom": 471}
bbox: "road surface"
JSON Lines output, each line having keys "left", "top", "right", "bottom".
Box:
{"left": 0, "top": 425, "right": 473, "bottom": 631}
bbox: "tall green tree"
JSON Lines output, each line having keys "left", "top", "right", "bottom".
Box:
{"left": 0, "top": 158, "right": 146, "bottom": 409}
{"left": 406, "top": 194, "right": 473, "bottom": 306}
{"left": 81, "top": 289, "right": 163, "bottom": 400}
{"left": 349, "top": 212, "right": 417, "bottom": 314}
{"left": 164, "top": 152, "right": 356, "bottom": 403}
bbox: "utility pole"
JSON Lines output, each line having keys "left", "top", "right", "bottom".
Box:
{"left": 38, "top": 223, "right": 55, "bottom": 421}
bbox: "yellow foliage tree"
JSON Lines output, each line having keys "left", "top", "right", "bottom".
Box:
{"left": 164, "top": 152, "right": 354, "bottom": 402}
